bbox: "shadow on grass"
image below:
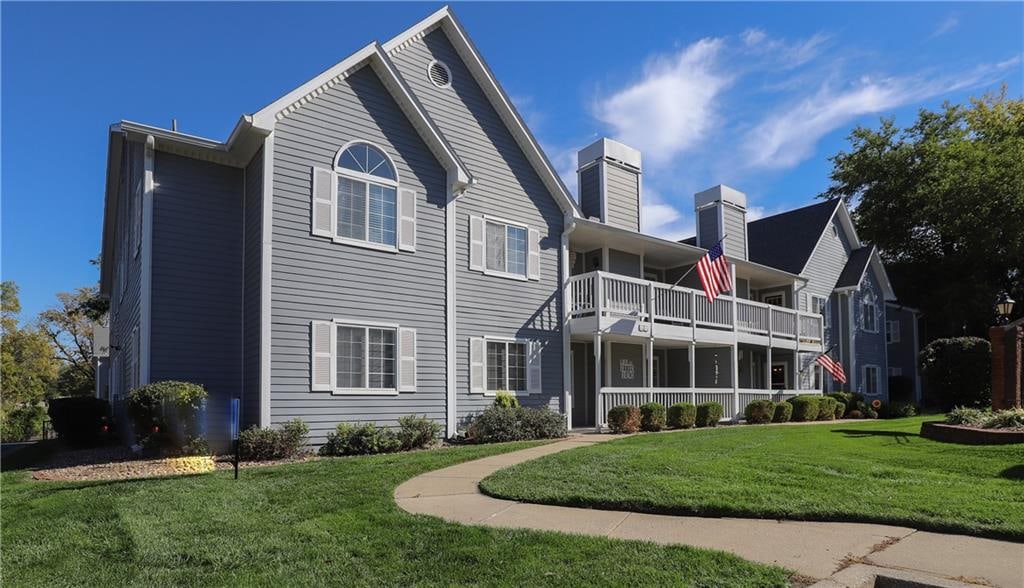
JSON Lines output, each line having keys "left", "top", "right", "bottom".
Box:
{"left": 830, "top": 429, "right": 918, "bottom": 444}
{"left": 0, "top": 440, "right": 60, "bottom": 472}
{"left": 1000, "top": 465, "right": 1024, "bottom": 481}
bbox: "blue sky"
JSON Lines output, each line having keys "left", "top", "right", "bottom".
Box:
{"left": 2, "top": 2, "right": 1021, "bottom": 320}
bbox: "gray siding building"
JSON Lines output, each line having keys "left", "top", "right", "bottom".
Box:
{"left": 97, "top": 7, "right": 917, "bottom": 443}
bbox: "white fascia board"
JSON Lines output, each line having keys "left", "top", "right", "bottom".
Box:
{"left": 869, "top": 250, "right": 897, "bottom": 301}
{"left": 385, "top": 6, "right": 581, "bottom": 217}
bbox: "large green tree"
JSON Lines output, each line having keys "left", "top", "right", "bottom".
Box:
{"left": 822, "top": 88, "right": 1024, "bottom": 338}
{"left": 38, "top": 286, "right": 107, "bottom": 397}
{"left": 1, "top": 282, "right": 59, "bottom": 439}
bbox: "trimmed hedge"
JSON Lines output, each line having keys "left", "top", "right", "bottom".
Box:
{"left": 790, "top": 395, "right": 820, "bottom": 422}
{"left": 320, "top": 422, "right": 399, "bottom": 456}
{"left": 919, "top": 337, "right": 991, "bottom": 409}
{"left": 239, "top": 418, "right": 309, "bottom": 460}
{"left": 125, "top": 381, "right": 207, "bottom": 450}
{"left": 827, "top": 392, "right": 852, "bottom": 417}
{"left": 833, "top": 400, "right": 846, "bottom": 419}
{"left": 667, "top": 402, "right": 696, "bottom": 429}
{"left": 816, "top": 397, "right": 838, "bottom": 421}
{"left": 47, "top": 396, "right": 111, "bottom": 447}
{"left": 744, "top": 400, "right": 775, "bottom": 424}
{"left": 695, "top": 402, "right": 724, "bottom": 427}
{"left": 493, "top": 390, "right": 520, "bottom": 409}
{"left": 464, "top": 405, "right": 567, "bottom": 443}
{"left": 639, "top": 402, "right": 666, "bottom": 432}
{"left": 772, "top": 401, "right": 793, "bottom": 423}
{"left": 607, "top": 405, "right": 641, "bottom": 434}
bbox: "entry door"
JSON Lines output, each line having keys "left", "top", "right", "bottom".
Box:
{"left": 571, "top": 346, "right": 595, "bottom": 427}
{"left": 771, "top": 362, "right": 788, "bottom": 390}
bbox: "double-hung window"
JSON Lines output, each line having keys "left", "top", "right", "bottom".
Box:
{"left": 485, "top": 220, "right": 528, "bottom": 278}
{"left": 486, "top": 340, "right": 527, "bottom": 392}
{"left": 861, "top": 292, "right": 877, "bottom": 333}
{"left": 863, "top": 365, "right": 879, "bottom": 395}
{"left": 336, "top": 143, "right": 398, "bottom": 247}
{"left": 310, "top": 319, "right": 417, "bottom": 395}
{"left": 886, "top": 320, "right": 900, "bottom": 343}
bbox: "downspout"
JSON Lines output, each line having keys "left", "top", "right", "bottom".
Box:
{"left": 445, "top": 176, "right": 475, "bottom": 438}
{"left": 561, "top": 212, "right": 577, "bottom": 429}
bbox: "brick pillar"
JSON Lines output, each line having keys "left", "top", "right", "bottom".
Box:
{"left": 990, "top": 326, "right": 1006, "bottom": 409}
{"left": 990, "top": 324, "right": 1024, "bottom": 410}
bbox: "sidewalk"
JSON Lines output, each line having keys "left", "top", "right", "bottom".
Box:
{"left": 395, "top": 435, "right": 1024, "bottom": 587}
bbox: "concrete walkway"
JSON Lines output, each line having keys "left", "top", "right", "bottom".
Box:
{"left": 395, "top": 435, "right": 1024, "bottom": 587}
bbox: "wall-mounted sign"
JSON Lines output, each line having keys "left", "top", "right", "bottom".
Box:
{"left": 619, "top": 359, "right": 635, "bottom": 381}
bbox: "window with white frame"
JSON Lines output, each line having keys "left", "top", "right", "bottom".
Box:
{"left": 888, "top": 367, "right": 903, "bottom": 377}
{"left": 468, "top": 215, "right": 540, "bottom": 281}
{"left": 863, "top": 365, "right": 879, "bottom": 395}
{"left": 861, "top": 292, "right": 877, "bottom": 332}
{"left": 811, "top": 295, "right": 829, "bottom": 329}
{"left": 310, "top": 319, "right": 416, "bottom": 394}
{"left": 486, "top": 340, "right": 527, "bottom": 392}
{"left": 886, "top": 319, "right": 900, "bottom": 343}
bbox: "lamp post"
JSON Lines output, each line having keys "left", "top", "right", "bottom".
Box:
{"left": 996, "top": 292, "right": 1015, "bottom": 325}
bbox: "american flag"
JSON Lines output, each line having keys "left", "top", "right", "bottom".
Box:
{"left": 816, "top": 353, "right": 847, "bottom": 384}
{"left": 696, "top": 242, "right": 732, "bottom": 303}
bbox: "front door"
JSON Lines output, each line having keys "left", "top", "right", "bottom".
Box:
{"left": 771, "top": 362, "right": 788, "bottom": 390}
{"left": 571, "top": 344, "right": 595, "bottom": 428}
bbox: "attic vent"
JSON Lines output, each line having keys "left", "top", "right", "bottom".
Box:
{"left": 427, "top": 60, "right": 451, "bottom": 88}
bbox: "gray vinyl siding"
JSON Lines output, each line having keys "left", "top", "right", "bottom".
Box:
{"left": 604, "top": 163, "right": 639, "bottom": 232}
{"left": 851, "top": 268, "right": 888, "bottom": 399}
{"left": 697, "top": 207, "right": 718, "bottom": 248}
{"left": 694, "top": 347, "right": 732, "bottom": 388}
{"left": 391, "top": 29, "right": 564, "bottom": 423}
{"left": 799, "top": 216, "right": 849, "bottom": 314}
{"left": 579, "top": 165, "right": 601, "bottom": 221}
{"left": 722, "top": 205, "right": 747, "bottom": 260}
{"left": 608, "top": 249, "right": 641, "bottom": 278}
{"left": 242, "top": 148, "right": 263, "bottom": 429}
{"left": 150, "top": 152, "right": 244, "bottom": 450}
{"left": 109, "top": 139, "right": 145, "bottom": 401}
{"left": 269, "top": 65, "right": 449, "bottom": 445}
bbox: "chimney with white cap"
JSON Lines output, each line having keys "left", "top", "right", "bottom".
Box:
{"left": 576, "top": 138, "right": 642, "bottom": 232}
{"left": 695, "top": 185, "right": 748, "bottom": 260}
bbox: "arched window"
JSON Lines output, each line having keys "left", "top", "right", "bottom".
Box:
{"left": 334, "top": 142, "right": 399, "bottom": 247}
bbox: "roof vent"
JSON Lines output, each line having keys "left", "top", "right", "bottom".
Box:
{"left": 427, "top": 60, "right": 451, "bottom": 88}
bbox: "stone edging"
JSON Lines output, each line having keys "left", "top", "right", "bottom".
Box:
{"left": 920, "top": 421, "right": 1024, "bottom": 445}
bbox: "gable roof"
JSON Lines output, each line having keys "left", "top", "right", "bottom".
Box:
{"left": 746, "top": 199, "right": 842, "bottom": 274}
{"left": 382, "top": 6, "right": 580, "bottom": 216}
{"left": 836, "top": 246, "right": 874, "bottom": 289}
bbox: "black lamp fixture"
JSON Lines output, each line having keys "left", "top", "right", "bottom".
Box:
{"left": 996, "top": 291, "right": 1015, "bottom": 324}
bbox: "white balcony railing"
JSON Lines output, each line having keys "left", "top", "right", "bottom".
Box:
{"left": 567, "top": 271, "right": 822, "bottom": 343}
{"left": 599, "top": 387, "right": 818, "bottom": 423}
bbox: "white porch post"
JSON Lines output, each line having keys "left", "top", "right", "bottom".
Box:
{"left": 731, "top": 264, "right": 739, "bottom": 419}
{"left": 689, "top": 344, "right": 696, "bottom": 405}
{"left": 766, "top": 346, "right": 773, "bottom": 397}
{"left": 594, "top": 332, "right": 603, "bottom": 429}
{"left": 645, "top": 337, "right": 654, "bottom": 403}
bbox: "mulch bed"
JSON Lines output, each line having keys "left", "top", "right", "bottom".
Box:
{"left": 28, "top": 444, "right": 318, "bottom": 482}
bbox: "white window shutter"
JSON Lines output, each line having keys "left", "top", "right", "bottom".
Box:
{"left": 469, "top": 337, "right": 485, "bottom": 393}
{"left": 469, "top": 216, "right": 485, "bottom": 271}
{"left": 398, "top": 189, "right": 417, "bottom": 252}
{"left": 527, "top": 228, "right": 541, "bottom": 280}
{"left": 311, "top": 167, "right": 336, "bottom": 238}
{"left": 527, "top": 340, "right": 543, "bottom": 394}
{"left": 310, "top": 320, "right": 335, "bottom": 391}
{"left": 398, "top": 327, "right": 416, "bottom": 392}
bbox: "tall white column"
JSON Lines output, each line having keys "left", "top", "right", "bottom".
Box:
{"left": 689, "top": 344, "right": 696, "bottom": 405}
{"left": 594, "top": 333, "right": 603, "bottom": 429}
{"left": 645, "top": 337, "right": 655, "bottom": 403}
{"left": 766, "top": 346, "right": 773, "bottom": 395}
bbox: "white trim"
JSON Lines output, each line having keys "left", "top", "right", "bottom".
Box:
{"left": 445, "top": 184, "right": 458, "bottom": 437}
{"left": 761, "top": 288, "right": 786, "bottom": 307}
{"left": 862, "top": 364, "right": 881, "bottom": 396}
{"left": 259, "top": 134, "right": 274, "bottom": 427}
{"left": 426, "top": 59, "right": 453, "bottom": 89}
{"left": 330, "top": 319, "right": 403, "bottom": 396}
{"left": 771, "top": 361, "right": 789, "bottom": 390}
{"left": 333, "top": 140, "right": 400, "bottom": 185}
{"left": 561, "top": 218, "right": 574, "bottom": 429}
{"left": 482, "top": 336, "right": 532, "bottom": 395}
{"left": 480, "top": 215, "right": 530, "bottom": 281}
{"left": 847, "top": 292, "right": 857, "bottom": 391}
{"left": 600, "top": 161, "right": 608, "bottom": 223}
{"left": 140, "top": 135, "right": 154, "bottom": 385}
{"left": 330, "top": 142, "right": 402, "bottom": 252}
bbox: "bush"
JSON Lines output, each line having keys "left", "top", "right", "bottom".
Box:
{"left": 744, "top": 400, "right": 775, "bottom": 424}
{"left": 772, "top": 401, "right": 793, "bottom": 423}
{"left": 847, "top": 409, "right": 863, "bottom": 419}
{"left": 789, "top": 395, "right": 820, "bottom": 422}
{"left": 886, "top": 402, "right": 918, "bottom": 418}
{"left": 47, "top": 396, "right": 111, "bottom": 447}
{"left": 981, "top": 408, "right": 1024, "bottom": 430}
{"left": 816, "top": 397, "right": 837, "bottom": 421}
{"left": 827, "top": 392, "right": 852, "bottom": 416}
{"left": 919, "top": 337, "right": 991, "bottom": 409}
{"left": 464, "top": 406, "right": 567, "bottom": 443}
{"left": 125, "top": 381, "right": 207, "bottom": 450}
{"left": 606, "top": 405, "right": 641, "bottom": 434}
{"left": 239, "top": 418, "right": 309, "bottom": 460}
{"left": 833, "top": 400, "right": 846, "bottom": 419}
{"left": 320, "top": 422, "right": 400, "bottom": 456}
{"left": 397, "top": 415, "right": 441, "bottom": 450}
{"left": 2, "top": 404, "right": 47, "bottom": 442}
{"left": 695, "top": 402, "right": 724, "bottom": 427}
{"left": 493, "top": 390, "right": 520, "bottom": 409}
{"left": 667, "top": 403, "right": 696, "bottom": 429}
{"left": 946, "top": 406, "right": 987, "bottom": 426}
{"left": 639, "top": 402, "right": 666, "bottom": 432}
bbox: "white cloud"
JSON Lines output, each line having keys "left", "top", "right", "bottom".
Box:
{"left": 641, "top": 187, "right": 694, "bottom": 241}
{"left": 930, "top": 15, "right": 959, "bottom": 39}
{"left": 741, "top": 28, "right": 830, "bottom": 69}
{"left": 592, "top": 38, "right": 733, "bottom": 165}
{"left": 743, "top": 57, "right": 1020, "bottom": 169}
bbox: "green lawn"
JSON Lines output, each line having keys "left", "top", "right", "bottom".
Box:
{"left": 480, "top": 417, "right": 1024, "bottom": 541}
{"left": 1, "top": 442, "right": 789, "bottom": 587}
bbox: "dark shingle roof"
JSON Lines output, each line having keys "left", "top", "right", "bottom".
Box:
{"left": 836, "top": 246, "right": 874, "bottom": 289}
{"left": 745, "top": 199, "right": 841, "bottom": 274}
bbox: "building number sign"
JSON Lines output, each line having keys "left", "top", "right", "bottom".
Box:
{"left": 619, "top": 359, "right": 635, "bottom": 381}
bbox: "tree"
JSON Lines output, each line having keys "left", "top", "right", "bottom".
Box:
{"left": 37, "top": 286, "right": 106, "bottom": 397}
{"left": 1, "top": 282, "right": 59, "bottom": 439}
{"left": 822, "top": 88, "right": 1024, "bottom": 338}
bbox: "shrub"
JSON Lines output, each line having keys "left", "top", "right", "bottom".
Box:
{"left": 464, "top": 406, "right": 567, "bottom": 443}
{"left": 607, "top": 405, "right": 641, "bottom": 434}
{"left": 886, "top": 402, "right": 918, "bottom": 418}
{"left": 397, "top": 415, "right": 441, "bottom": 450}
{"left": 744, "top": 400, "right": 775, "bottom": 424}
{"left": 919, "top": 337, "right": 991, "bottom": 409}
{"left": 239, "top": 418, "right": 309, "bottom": 460}
{"left": 667, "top": 402, "right": 696, "bottom": 429}
{"left": 946, "top": 406, "right": 987, "bottom": 426}
{"left": 815, "top": 397, "right": 836, "bottom": 421}
{"left": 639, "top": 402, "right": 666, "bottom": 432}
{"left": 320, "top": 422, "right": 400, "bottom": 456}
{"left": 125, "top": 381, "right": 207, "bottom": 450}
{"left": 833, "top": 400, "right": 846, "bottom": 419}
{"left": 47, "top": 396, "right": 111, "bottom": 447}
{"left": 695, "top": 402, "right": 724, "bottom": 427}
{"left": 789, "top": 396, "right": 820, "bottom": 422}
{"left": 182, "top": 435, "right": 211, "bottom": 456}
{"left": 827, "top": 392, "right": 852, "bottom": 416}
{"left": 493, "top": 390, "right": 520, "bottom": 409}
{"left": 1, "top": 404, "right": 47, "bottom": 442}
{"left": 772, "top": 401, "right": 793, "bottom": 423}
{"left": 981, "top": 408, "right": 1024, "bottom": 430}
{"left": 847, "top": 409, "right": 863, "bottom": 419}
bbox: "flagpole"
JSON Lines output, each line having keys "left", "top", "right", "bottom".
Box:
{"left": 798, "top": 344, "right": 838, "bottom": 375}
{"left": 666, "top": 234, "right": 729, "bottom": 293}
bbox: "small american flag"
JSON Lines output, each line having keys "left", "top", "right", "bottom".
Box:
{"left": 816, "top": 353, "right": 847, "bottom": 384}
{"left": 696, "top": 242, "right": 732, "bottom": 303}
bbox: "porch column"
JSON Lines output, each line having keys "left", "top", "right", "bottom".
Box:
{"left": 689, "top": 344, "right": 696, "bottom": 405}
{"left": 645, "top": 338, "right": 655, "bottom": 403}
{"left": 766, "top": 346, "right": 773, "bottom": 397}
{"left": 732, "top": 343, "right": 740, "bottom": 419}
{"left": 791, "top": 352, "right": 799, "bottom": 394}
{"left": 594, "top": 332, "right": 603, "bottom": 429}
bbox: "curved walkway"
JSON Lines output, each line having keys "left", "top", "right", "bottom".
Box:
{"left": 395, "top": 434, "right": 1024, "bottom": 588}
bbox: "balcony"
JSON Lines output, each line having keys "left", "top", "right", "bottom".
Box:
{"left": 567, "top": 271, "right": 823, "bottom": 349}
